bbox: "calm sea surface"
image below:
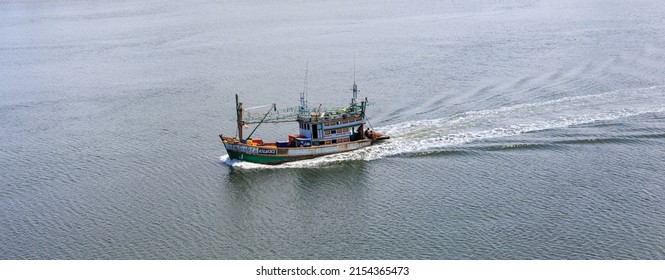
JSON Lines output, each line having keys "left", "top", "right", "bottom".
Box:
{"left": 1, "top": 0, "right": 665, "bottom": 259}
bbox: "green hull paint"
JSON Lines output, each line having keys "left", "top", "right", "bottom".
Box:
{"left": 223, "top": 135, "right": 388, "bottom": 165}
{"left": 226, "top": 151, "right": 301, "bottom": 164}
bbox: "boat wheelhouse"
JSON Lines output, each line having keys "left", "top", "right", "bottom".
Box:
{"left": 219, "top": 81, "right": 389, "bottom": 164}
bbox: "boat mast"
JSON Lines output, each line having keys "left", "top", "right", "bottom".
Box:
{"left": 300, "top": 62, "right": 308, "bottom": 115}
{"left": 350, "top": 55, "right": 361, "bottom": 117}
{"left": 351, "top": 52, "right": 358, "bottom": 106}
{"left": 351, "top": 58, "right": 358, "bottom": 105}
{"left": 236, "top": 94, "right": 243, "bottom": 139}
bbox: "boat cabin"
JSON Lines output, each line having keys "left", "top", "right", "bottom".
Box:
{"left": 295, "top": 113, "right": 366, "bottom": 147}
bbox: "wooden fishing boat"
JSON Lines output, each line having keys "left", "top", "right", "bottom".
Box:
{"left": 219, "top": 80, "right": 389, "bottom": 164}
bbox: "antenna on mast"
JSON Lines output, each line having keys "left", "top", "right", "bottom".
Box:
{"left": 351, "top": 54, "right": 358, "bottom": 105}
{"left": 304, "top": 61, "right": 308, "bottom": 98}
{"left": 353, "top": 54, "right": 356, "bottom": 84}
{"left": 300, "top": 61, "right": 308, "bottom": 111}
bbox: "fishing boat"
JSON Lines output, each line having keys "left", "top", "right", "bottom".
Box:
{"left": 219, "top": 80, "right": 389, "bottom": 165}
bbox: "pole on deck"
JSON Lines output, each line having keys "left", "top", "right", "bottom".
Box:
{"left": 236, "top": 94, "right": 243, "bottom": 140}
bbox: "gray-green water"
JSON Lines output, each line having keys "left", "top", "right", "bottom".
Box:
{"left": 1, "top": 0, "right": 665, "bottom": 259}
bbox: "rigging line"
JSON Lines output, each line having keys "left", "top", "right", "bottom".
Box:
{"left": 244, "top": 104, "right": 274, "bottom": 110}
{"left": 365, "top": 117, "right": 374, "bottom": 130}
{"left": 245, "top": 104, "right": 276, "bottom": 140}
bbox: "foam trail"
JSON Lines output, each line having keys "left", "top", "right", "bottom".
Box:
{"left": 220, "top": 86, "right": 665, "bottom": 169}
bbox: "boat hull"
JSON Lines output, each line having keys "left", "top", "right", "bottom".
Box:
{"left": 221, "top": 136, "right": 384, "bottom": 165}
